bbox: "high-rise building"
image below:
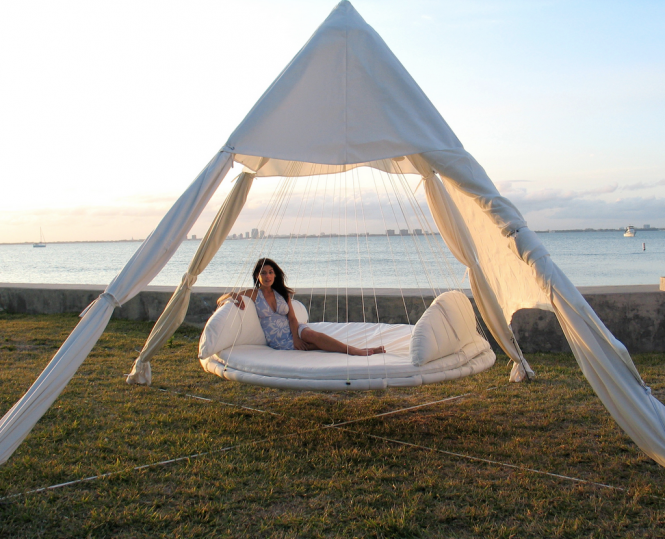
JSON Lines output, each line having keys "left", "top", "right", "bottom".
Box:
{"left": 386, "top": 229, "right": 395, "bottom": 236}
{"left": 414, "top": 229, "right": 423, "bottom": 235}
{"left": 245, "top": 232, "right": 250, "bottom": 239}
{"left": 260, "top": 230, "right": 265, "bottom": 238}
{"left": 644, "top": 224, "right": 651, "bottom": 229}
{"left": 191, "top": 234, "right": 197, "bottom": 240}
{"left": 251, "top": 228, "right": 259, "bottom": 238}
{"left": 400, "top": 229, "right": 409, "bottom": 236}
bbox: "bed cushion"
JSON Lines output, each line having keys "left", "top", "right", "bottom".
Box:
{"left": 199, "top": 295, "right": 265, "bottom": 359}
{"left": 291, "top": 299, "right": 309, "bottom": 324}
{"left": 198, "top": 295, "right": 309, "bottom": 359}
{"left": 199, "top": 321, "right": 495, "bottom": 391}
{"left": 409, "top": 290, "right": 482, "bottom": 366}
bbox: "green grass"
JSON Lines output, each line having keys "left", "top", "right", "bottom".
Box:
{"left": 1, "top": 312, "right": 664, "bottom": 538}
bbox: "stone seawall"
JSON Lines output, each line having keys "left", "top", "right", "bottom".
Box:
{"left": 1, "top": 283, "right": 663, "bottom": 354}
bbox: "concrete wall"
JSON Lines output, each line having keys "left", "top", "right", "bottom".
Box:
{"left": 1, "top": 283, "right": 664, "bottom": 354}
{"left": 511, "top": 285, "right": 665, "bottom": 353}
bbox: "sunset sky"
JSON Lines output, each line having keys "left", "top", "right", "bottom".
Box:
{"left": 1, "top": 0, "right": 664, "bottom": 243}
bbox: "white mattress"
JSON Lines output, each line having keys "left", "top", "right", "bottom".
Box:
{"left": 200, "top": 322, "right": 496, "bottom": 391}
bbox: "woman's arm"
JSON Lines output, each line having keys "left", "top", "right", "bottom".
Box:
{"left": 216, "top": 289, "right": 256, "bottom": 310}
{"left": 287, "top": 297, "right": 307, "bottom": 350}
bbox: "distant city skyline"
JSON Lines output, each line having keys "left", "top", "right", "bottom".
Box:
{"left": 3, "top": 225, "right": 663, "bottom": 246}
{"left": 1, "top": 0, "right": 664, "bottom": 244}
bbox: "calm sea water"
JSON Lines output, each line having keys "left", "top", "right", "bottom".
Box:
{"left": 1, "top": 231, "right": 663, "bottom": 289}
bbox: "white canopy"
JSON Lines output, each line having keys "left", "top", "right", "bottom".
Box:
{"left": 227, "top": 0, "right": 459, "bottom": 175}
{"left": 2, "top": 0, "right": 664, "bottom": 468}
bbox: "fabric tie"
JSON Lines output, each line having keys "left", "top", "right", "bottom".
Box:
{"left": 79, "top": 292, "right": 121, "bottom": 317}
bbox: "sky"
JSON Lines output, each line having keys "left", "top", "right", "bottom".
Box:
{"left": 1, "top": 0, "right": 664, "bottom": 243}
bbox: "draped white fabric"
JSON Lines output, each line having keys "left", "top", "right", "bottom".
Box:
{"left": 126, "top": 169, "right": 257, "bottom": 385}
{"left": 227, "top": 1, "right": 461, "bottom": 168}
{"left": 420, "top": 150, "right": 665, "bottom": 465}
{"left": 408, "top": 155, "right": 533, "bottom": 382}
{"left": 513, "top": 229, "right": 665, "bottom": 466}
{"left": 0, "top": 151, "right": 233, "bottom": 465}
{"left": 423, "top": 151, "right": 552, "bottom": 321}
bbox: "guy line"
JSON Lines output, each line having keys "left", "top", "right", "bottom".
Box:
{"left": 2, "top": 383, "right": 660, "bottom": 502}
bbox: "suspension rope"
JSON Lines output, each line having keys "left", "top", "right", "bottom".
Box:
{"left": 224, "top": 162, "right": 305, "bottom": 367}
{"left": 292, "top": 168, "right": 323, "bottom": 290}
{"left": 355, "top": 167, "right": 389, "bottom": 380}
{"left": 322, "top": 165, "right": 338, "bottom": 322}
{"left": 368, "top": 165, "right": 413, "bottom": 327}
{"left": 309, "top": 165, "right": 331, "bottom": 316}
{"left": 343, "top": 166, "right": 352, "bottom": 383}
{"left": 379, "top": 163, "right": 431, "bottom": 308}
{"left": 389, "top": 161, "right": 492, "bottom": 347}
{"left": 207, "top": 159, "right": 495, "bottom": 382}
{"left": 388, "top": 165, "right": 443, "bottom": 296}
{"left": 214, "top": 172, "right": 296, "bottom": 366}
{"left": 394, "top": 161, "right": 468, "bottom": 293}
{"left": 397, "top": 164, "right": 488, "bottom": 352}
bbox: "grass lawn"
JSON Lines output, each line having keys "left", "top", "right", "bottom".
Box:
{"left": 1, "top": 312, "right": 664, "bottom": 538}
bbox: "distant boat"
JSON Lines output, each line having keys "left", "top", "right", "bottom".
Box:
{"left": 623, "top": 225, "right": 636, "bottom": 237}
{"left": 33, "top": 228, "right": 46, "bottom": 248}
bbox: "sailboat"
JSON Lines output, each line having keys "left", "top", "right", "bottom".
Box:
{"left": 33, "top": 228, "right": 46, "bottom": 248}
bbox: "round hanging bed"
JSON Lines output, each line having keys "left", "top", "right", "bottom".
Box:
{"left": 199, "top": 291, "right": 496, "bottom": 391}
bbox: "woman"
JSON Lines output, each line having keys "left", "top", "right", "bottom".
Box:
{"left": 217, "top": 258, "right": 385, "bottom": 356}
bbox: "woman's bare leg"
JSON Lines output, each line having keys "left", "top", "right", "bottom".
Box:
{"left": 300, "top": 328, "right": 385, "bottom": 356}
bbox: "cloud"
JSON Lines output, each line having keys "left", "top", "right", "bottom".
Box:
{"left": 582, "top": 184, "right": 618, "bottom": 196}
{"left": 620, "top": 179, "right": 665, "bottom": 190}
{"left": 497, "top": 181, "right": 617, "bottom": 213}
{"left": 548, "top": 196, "right": 665, "bottom": 221}
{"left": 518, "top": 195, "right": 665, "bottom": 230}
{"left": 495, "top": 180, "right": 664, "bottom": 228}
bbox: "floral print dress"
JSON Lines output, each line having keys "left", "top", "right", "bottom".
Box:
{"left": 255, "top": 289, "right": 308, "bottom": 350}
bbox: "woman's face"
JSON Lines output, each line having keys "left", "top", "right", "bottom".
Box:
{"left": 258, "top": 265, "right": 275, "bottom": 288}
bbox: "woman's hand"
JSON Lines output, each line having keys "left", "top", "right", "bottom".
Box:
{"left": 293, "top": 336, "right": 309, "bottom": 351}
{"left": 216, "top": 293, "right": 246, "bottom": 310}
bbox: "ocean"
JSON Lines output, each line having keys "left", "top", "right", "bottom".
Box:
{"left": 1, "top": 230, "right": 663, "bottom": 290}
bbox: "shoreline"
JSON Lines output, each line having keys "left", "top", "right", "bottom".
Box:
{"left": 1, "top": 227, "right": 662, "bottom": 246}
{"left": 0, "top": 282, "right": 660, "bottom": 295}
{"left": 1, "top": 283, "right": 663, "bottom": 354}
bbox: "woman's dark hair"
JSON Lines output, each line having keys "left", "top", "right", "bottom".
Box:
{"left": 252, "top": 258, "right": 294, "bottom": 302}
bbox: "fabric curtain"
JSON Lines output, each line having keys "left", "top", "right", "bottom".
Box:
{"left": 419, "top": 150, "right": 665, "bottom": 466}
{"left": 408, "top": 155, "right": 533, "bottom": 382}
{"left": 0, "top": 151, "right": 233, "bottom": 465}
{"left": 126, "top": 170, "right": 257, "bottom": 385}
{"left": 421, "top": 150, "right": 552, "bottom": 321}
{"left": 512, "top": 228, "right": 665, "bottom": 466}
